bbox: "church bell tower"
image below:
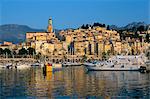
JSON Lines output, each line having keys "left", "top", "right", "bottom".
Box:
{"left": 47, "top": 17, "right": 53, "bottom": 33}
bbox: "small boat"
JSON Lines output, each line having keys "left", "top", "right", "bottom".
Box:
{"left": 62, "top": 62, "right": 81, "bottom": 67}
{"left": 16, "top": 64, "right": 31, "bottom": 69}
{"left": 31, "top": 61, "right": 44, "bottom": 67}
{"left": 85, "top": 61, "right": 115, "bottom": 71}
{"left": 31, "top": 62, "right": 41, "bottom": 66}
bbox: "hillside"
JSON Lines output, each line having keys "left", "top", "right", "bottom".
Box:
{"left": 0, "top": 24, "right": 45, "bottom": 43}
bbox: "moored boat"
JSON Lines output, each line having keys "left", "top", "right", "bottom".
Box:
{"left": 62, "top": 62, "right": 81, "bottom": 67}
{"left": 84, "top": 54, "right": 147, "bottom": 71}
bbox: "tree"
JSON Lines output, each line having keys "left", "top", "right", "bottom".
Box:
{"left": 81, "top": 24, "right": 85, "bottom": 29}
{"left": 146, "top": 33, "right": 149, "bottom": 43}
{"left": 85, "top": 24, "right": 89, "bottom": 29}
{"left": 18, "top": 48, "right": 28, "bottom": 55}
{"left": 3, "top": 48, "right": 11, "bottom": 55}
{"left": 137, "top": 25, "right": 145, "bottom": 32}
{"left": 102, "top": 24, "right": 106, "bottom": 27}
{"left": 27, "top": 47, "right": 36, "bottom": 55}
{"left": 134, "top": 31, "right": 139, "bottom": 38}
{"left": 0, "top": 48, "right": 3, "bottom": 55}
{"left": 107, "top": 25, "right": 110, "bottom": 30}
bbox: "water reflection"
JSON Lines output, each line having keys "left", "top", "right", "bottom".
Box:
{"left": 0, "top": 66, "right": 150, "bottom": 98}
{"left": 87, "top": 71, "right": 150, "bottom": 98}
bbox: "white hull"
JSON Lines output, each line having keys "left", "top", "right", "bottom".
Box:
{"left": 85, "top": 63, "right": 145, "bottom": 71}
{"left": 63, "top": 62, "right": 81, "bottom": 66}
{"left": 31, "top": 63, "right": 41, "bottom": 66}
{"left": 85, "top": 54, "right": 147, "bottom": 71}
{"left": 86, "top": 65, "right": 140, "bottom": 71}
{"left": 16, "top": 64, "right": 31, "bottom": 69}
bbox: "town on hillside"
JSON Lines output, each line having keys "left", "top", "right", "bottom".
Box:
{"left": 0, "top": 18, "right": 150, "bottom": 62}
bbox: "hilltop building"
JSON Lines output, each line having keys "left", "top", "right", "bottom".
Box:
{"left": 26, "top": 18, "right": 67, "bottom": 56}
{"left": 26, "top": 17, "right": 57, "bottom": 42}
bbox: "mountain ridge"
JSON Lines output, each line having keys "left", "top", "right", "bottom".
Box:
{"left": 0, "top": 24, "right": 45, "bottom": 43}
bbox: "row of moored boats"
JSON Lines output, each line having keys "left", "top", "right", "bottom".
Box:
{"left": 0, "top": 54, "right": 150, "bottom": 72}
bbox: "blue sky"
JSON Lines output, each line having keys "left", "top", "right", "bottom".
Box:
{"left": 0, "top": 0, "right": 149, "bottom": 29}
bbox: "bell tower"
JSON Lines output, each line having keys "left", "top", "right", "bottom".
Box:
{"left": 47, "top": 17, "right": 53, "bottom": 33}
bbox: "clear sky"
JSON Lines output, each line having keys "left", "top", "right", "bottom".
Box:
{"left": 0, "top": 0, "right": 149, "bottom": 29}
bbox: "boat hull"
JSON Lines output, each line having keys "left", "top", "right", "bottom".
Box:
{"left": 85, "top": 65, "right": 143, "bottom": 71}
{"left": 86, "top": 67, "right": 140, "bottom": 71}
{"left": 62, "top": 62, "right": 81, "bottom": 67}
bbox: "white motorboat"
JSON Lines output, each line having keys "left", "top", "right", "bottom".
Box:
{"left": 16, "top": 64, "right": 31, "bottom": 69}
{"left": 85, "top": 54, "right": 147, "bottom": 71}
{"left": 31, "top": 62, "right": 41, "bottom": 66}
{"left": 85, "top": 61, "right": 115, "bottom": 71}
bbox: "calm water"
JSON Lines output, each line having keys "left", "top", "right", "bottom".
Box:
{"left": 0, "top": 66, "right": 150, "bottom": 99}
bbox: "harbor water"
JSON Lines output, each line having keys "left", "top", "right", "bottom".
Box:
{"left": 0, "top": 66, "right": 150, "bottom": 98}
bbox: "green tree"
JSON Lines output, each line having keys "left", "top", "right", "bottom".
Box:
{"left": 146, "top": 33, "right": 149, "bottom": 43}
{"left": 18, "top": 48, "right": 28, "bottom": 55}
{"left": 3, "top": 48, "right": 11, "bottom": 55}
{"left": 107, "top": 25, "right": 110, "bottom": 30}
{"left": 0, "top": 48, "right": 3, "bottom": 55}
{"left": 137, "top": 25, "right": 145, "bottom": 32}
{"left": 27, "top": 47, "right": 36, "bottom": 55}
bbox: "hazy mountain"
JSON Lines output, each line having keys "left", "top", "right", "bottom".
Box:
{"left": 0, "top": 24, "right": 45, "bottom": 43}
{"left": 122, "top": 22, "right": 145, "bottom": 29}
{"left": 109, "top": 25, "right": 119, "bottom": 30}
{"left": 119, "top": 22, "right": 148, "bottom": 31}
